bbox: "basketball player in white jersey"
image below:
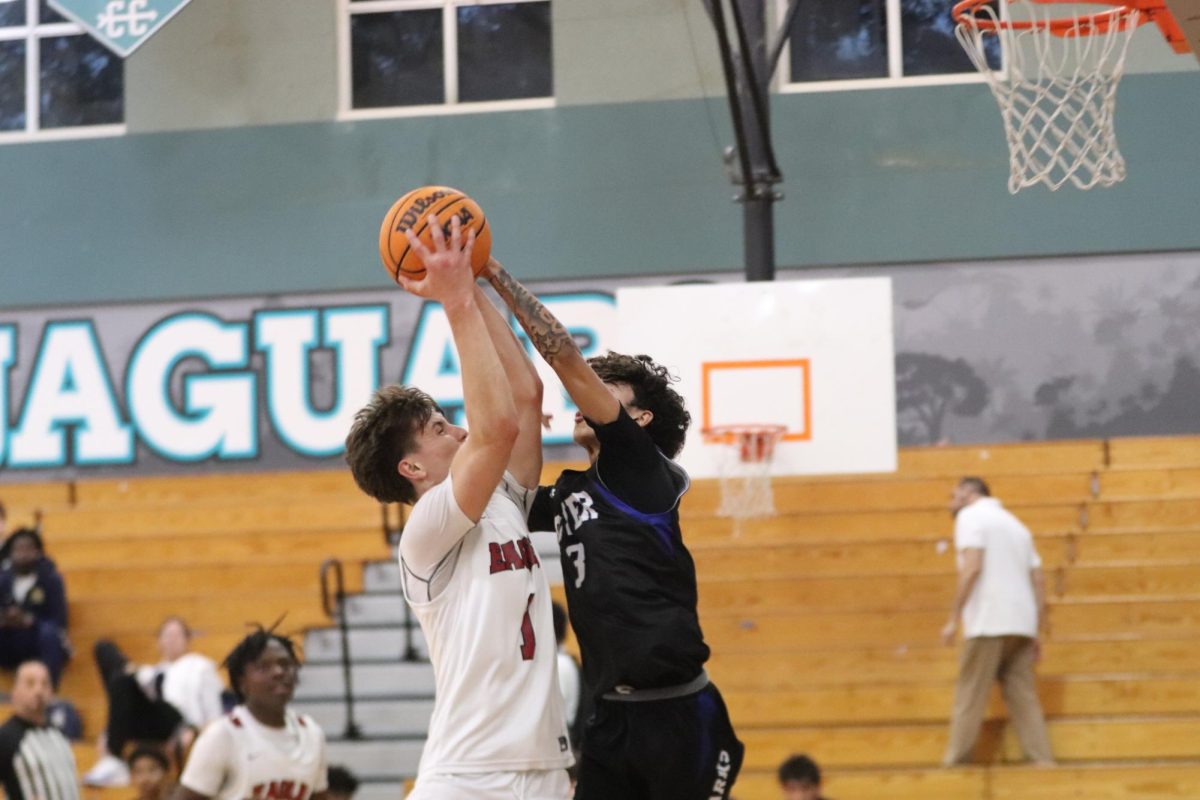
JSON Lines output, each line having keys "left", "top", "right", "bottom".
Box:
{"left": 345, "top": 217, "right": 572, "bottom": 799}
{"left": 173, "top": 628, "right": 327, "bottom": 800}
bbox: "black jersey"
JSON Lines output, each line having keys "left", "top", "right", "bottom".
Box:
{"left": 529, "top": 411, "right": 710, "bottom": 698}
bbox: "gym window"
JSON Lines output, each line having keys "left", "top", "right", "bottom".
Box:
{"left": 779, "top": 0, "right": 1001, "bottom": 91}
{"left": 339, "top": 0, "right": 554, "bottom": 118}
{"left": 0, "top": 0, "right": 124, "bottom": 141}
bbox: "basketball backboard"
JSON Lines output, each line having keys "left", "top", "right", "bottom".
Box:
{"left": 615, "top": 279, "right": 897, "bottom": 480}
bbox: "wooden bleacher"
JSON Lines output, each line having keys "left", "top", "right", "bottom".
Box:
{"left": 0, "top": 435, "right": 1198, "bottom": 799}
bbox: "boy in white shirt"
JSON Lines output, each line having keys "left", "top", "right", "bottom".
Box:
{"left": 174, "top": 627, "right": 328, "bottom": 800}
{"left": 344, "top": 218, "right": 571, "bottom": 799}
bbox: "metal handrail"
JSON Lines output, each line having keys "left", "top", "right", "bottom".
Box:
{"left": 319, "top": 559, "right": 362, "bottom": 740}
{"left": 381, "top": 503, "right": 407, "bottom": 548}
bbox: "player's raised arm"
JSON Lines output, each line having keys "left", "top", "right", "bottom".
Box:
{"left": 474, "top": 274, "right": 544, "bottom": 490}
{"left": 400, "top": 217, "right": 518, "bottom": 521}
{"left": 484, "top": 261, "right": 620, "bottom": 425}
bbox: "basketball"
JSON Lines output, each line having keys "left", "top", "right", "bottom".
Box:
{"left": 378, "top": 186, "right": 492, "bottom": 282}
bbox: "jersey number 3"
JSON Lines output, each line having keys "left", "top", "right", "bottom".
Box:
{"left": 565, "top": 543, "right": 586, "bottom": 588}
{"left": 519, "top": 594, "right": 536, "bottom": 661}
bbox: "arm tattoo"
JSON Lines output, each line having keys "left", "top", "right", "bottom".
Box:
{"left": 487, "top": 268, "right": 580, "bottom": 364}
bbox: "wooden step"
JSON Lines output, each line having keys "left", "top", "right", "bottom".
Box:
{"left": 49, "top": 529, "right": 389, "bottom": 570}
{"left": 738, "top": 717, "right": 1200, "bottom": 770}
{"left": 66, "top": 461, "right": 583, "bottom": 509}
{"left": 896, "top": 441, "right": 1105, "bottom": 476}
{"left": 39, "top": 503, "right": 381, "bottom": 536}
{"left": 1099, "top": 467, "right": 1200, "bottom": 500}
{"left": 1058, "top": 563, "right": 1200, "bottom": 601}
{"left": 731, "top": 767, "right": 986, "bottom": 800}
{"left": 1087, "top": 499, "right": 1200, "bottom": 532}
{"left": 682, "top": 472, "right": 1094, "bottom": 516}
{"left": 62, "top": 562, "right": 351, "bottom": 600}
{"left": 990, "top": 762, "right": 1200, "bottom": 799}
{"left": 691, "top": 530, "right": 1200, "bottom": 581}
{"left": 1068, "top": 531, "right": 1200, "bottom": 564}
{"left": 723, "top": 676, "right": 1200, "bottom": 726}
{"left": 1106, "top": 437, "right": 1200, "bottom": 468}
{"left": 700, "top": 600, "right": 1200, "bottom": 651}
{"left": 707, "top": 639, "right": 1200, "bottom": 689}
{"left": 730, "top": 763, "right": 1200, "bottom": 800}
{"left": 691, "top": 536, "right": 1059, "bottom": 580}
{"left": 697, "top": 557, "right": 1200, "bottom": 615}
{"left": 683, "top": 502, "right": 1082, "bottom": 544}
{"left": 69, "top": 592, "right": 327, "bottom": 636}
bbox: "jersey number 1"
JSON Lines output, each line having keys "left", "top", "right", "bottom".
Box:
{"left": 519, "top": 594, "right": 536, "bottom": 660}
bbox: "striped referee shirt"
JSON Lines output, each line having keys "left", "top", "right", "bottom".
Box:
{"left": 0, "top": 715, "right": 79, "bottom": 800}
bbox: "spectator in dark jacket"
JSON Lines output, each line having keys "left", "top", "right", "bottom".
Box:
{"left": 0, "top": 529, "right": 70, "bottom": 687}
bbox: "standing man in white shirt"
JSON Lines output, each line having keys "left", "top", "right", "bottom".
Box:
{"left": 344, "top": 218, "right": 571, "bottom": 799}
{"left": 940, "top": 477, "right": 1055, "bottom": 766}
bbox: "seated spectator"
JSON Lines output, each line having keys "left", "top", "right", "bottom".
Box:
{"left": 0, "top": 660, "right": 80, "bottom": 800}
{"left": 47, "top": 693, "right": 84, "bottom": 742}
{"left": 326, "top": 765, "right": 359, "bottom": 800}
{"left": 128, "top": 746, "right": 175, "bottom": 800}
{"left": 0, "top": 529, "right": 70, "bottom": 687}
{"left": 84, "top": 616, "right": 225, "bottom": 787}
{"left": 778, "top": 754, "right": 829, "bottom": 800}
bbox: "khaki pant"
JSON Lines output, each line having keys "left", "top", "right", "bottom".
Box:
{"left": 943, "top": 635, "right": 1054, "bottom": 765}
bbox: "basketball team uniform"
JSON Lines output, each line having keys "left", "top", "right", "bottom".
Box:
{"left": 528, "top": 411, "right": 744, "bottom": 800}
{"left": 400, "top": 472, "right": 573, "bottom": 800}
{"left": 179, "top": 706, "right": 327, "bottom": 800}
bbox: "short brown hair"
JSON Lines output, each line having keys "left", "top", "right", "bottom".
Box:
{"left": 345, "top": 385, "right": 440, "bottom": 504}
{"left": 959, "top": 476, "right": 991, "bottom": 497}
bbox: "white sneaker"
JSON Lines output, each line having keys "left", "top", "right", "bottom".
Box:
{"left": 83, "top": 754, "right": 130, "bottom": 787}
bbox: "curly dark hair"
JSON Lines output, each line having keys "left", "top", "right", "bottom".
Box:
{"left": 223, "top": 624, "right": 300, "bottom": 703}
{"left": 345, "top": 385, "right": 441, "bottom": 504}
{"left": 588, "top": 352, "right": 691, "bottom": 458}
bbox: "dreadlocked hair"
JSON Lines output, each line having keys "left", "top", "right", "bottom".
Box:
{"left": 345, "top": 385, "right": 441, "bottom": 504}
{"left": 223, "top": 623, "right": 300, "bottom": 703}
{"left": 588, "top": 352, "right": 691, "bottom": 458}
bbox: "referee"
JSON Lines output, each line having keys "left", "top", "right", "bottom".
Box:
{"left": 0, "top": 661, "right": 79, "bottom": 800}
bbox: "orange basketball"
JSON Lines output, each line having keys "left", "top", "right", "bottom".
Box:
{"left": 378, "top": 186, "right": 492, "bottom": 283}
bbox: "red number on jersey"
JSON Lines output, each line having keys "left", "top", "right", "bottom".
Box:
{"left": 519, "top": 593, "right": 536, "bottom": 660}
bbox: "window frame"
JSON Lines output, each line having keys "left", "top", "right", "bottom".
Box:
{"left": 336, "top": 0, "right": 555, "bottom": 120}
{"left": 0, "top": 0, "right": 126, "bottom": 143}
{"left": 775, "top": 0, "right": 1003, "bottom": 94}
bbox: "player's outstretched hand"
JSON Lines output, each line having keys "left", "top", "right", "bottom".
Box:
{"left": 398, "top": 214, "right": 477, "bottom": 305}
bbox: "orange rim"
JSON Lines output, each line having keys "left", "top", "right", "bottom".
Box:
{"left": 952, "top": 0, "right": 1147, "bottom": 35}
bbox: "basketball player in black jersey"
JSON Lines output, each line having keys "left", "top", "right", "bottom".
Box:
{"left": 483, "top": 264, "right": 743, "bottom": 800}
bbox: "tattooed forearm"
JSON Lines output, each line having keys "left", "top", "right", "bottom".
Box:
{"left": 487, "top": 267, "right": 580, "bottom": 365}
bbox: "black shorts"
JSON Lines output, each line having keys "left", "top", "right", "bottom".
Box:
{"left": 575, "top": 682, "right": 744, "bottom": 800}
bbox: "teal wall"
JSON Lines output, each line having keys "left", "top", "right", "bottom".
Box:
{"left": 2, "top": 70, "right": 1200, "bottom": 310}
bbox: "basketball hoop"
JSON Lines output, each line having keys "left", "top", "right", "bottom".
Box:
{"left": 954, "top": 0, "right": 1186, "bottom": 192}
{"left": 702, "top": 425, "right": 786, "bottom": 534}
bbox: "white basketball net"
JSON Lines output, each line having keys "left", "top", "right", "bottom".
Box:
{"left": 705, "top": 426, "right": 785, "bottom": 533}
{"left": 956, "top": 2, "right": 1141, "bottom": 192}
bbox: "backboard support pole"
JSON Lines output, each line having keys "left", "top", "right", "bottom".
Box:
{"left": 705, "top": 0, "right": 795, "bottom": 282}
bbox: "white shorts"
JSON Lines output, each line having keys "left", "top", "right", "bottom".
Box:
{"left": 406, "top": 769, "right": 572, "bottom": 800}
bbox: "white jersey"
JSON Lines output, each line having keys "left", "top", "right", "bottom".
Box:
{"left": 400, "top": 472, "right": 572, "bottom": 774}
{"left": 180, "top": 707, "right": 327, "bottom": 800}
